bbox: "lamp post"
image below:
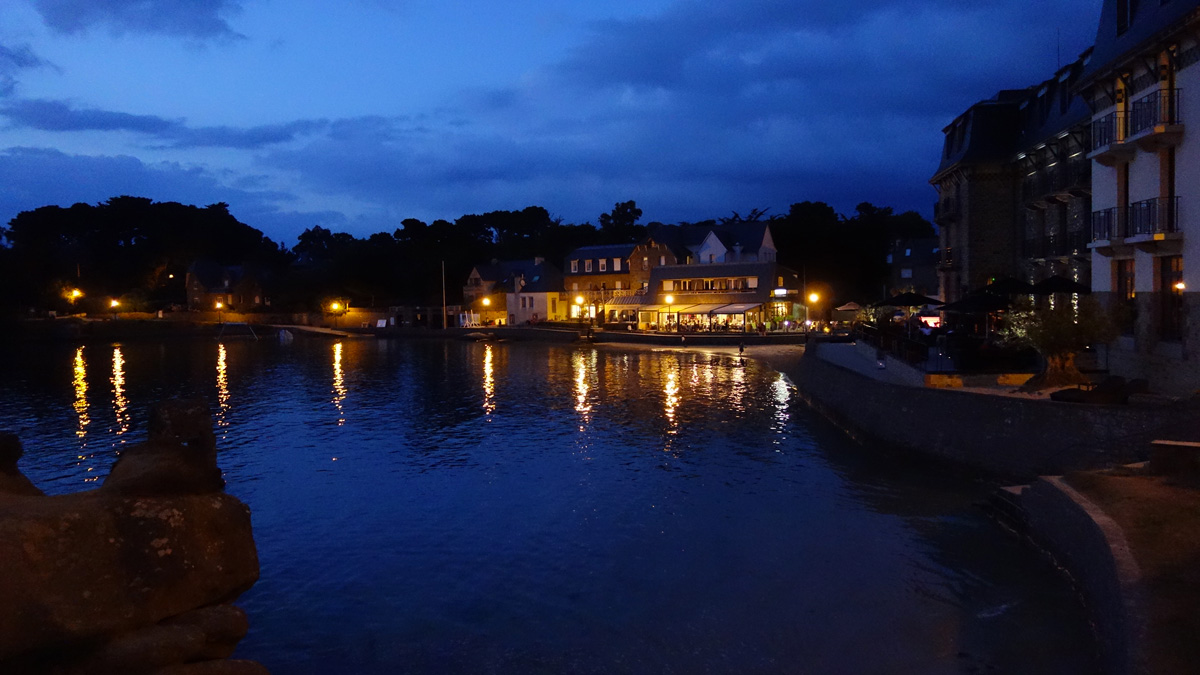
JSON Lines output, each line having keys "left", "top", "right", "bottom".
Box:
{"left": 330, "top": 301, "right": 342, "bottom": 329}
{"left": 109, "top": 299, "right": 119, "bottom": 321}
{"left": 664, "top": 294, "right": 674, "bottom": 332}
{"left": 807, "top": 292, "right": 819, "bottom": 334}
{"left": 215, "top": 301, "right": 224, "bottom": 325}
{"left": 574, "top": 295, "right": 586, "bottom": 334}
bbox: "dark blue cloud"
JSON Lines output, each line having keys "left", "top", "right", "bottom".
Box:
{"left": 0, "top": 98, "right": 327, "bottom": 148}
{"left": 31, "top": 0, "right": 244, "bottom": 39}
{"left": 0, "top": 43, "right": 55, "bottom": 97}
{"left": 0, "top": 98, "right": 179, "bottom": 132}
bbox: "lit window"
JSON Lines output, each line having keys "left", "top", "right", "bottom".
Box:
{"left": 585, "top": 260, "right": 592, "bottom": 272}
{"left": 643, "top": 257, "right": 649, "bottom": 270}
{"left": 613, "top": 258, "right": 621, "bottom": 272}
{"left": 599, "top": 259, "right": 607, "bottom": 272}
{"left": 571, "top": 260, "right": 578, "bottom": 273}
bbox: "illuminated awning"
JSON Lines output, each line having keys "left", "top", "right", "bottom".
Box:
{"left": 607, "top": 295, "right": 648, "bottom": 306}
{"left": 676, "top": 303, "right": 728, "bottom": 314}
{"left": 713, "top": 303, "right": 762, "bottom": 313}
{"left": 637, "top": 304, "right": 667, "bottom": 312}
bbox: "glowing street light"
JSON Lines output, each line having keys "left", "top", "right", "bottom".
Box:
{"left": 482, "top": 297, "right": 491, "bottom": 306}
{"left": 1175, "top": 281, "right": 1186, "bottom": 291}
{"left": 109, "top": 298, "right": 120, "bottom": 321}
{"left": 664, "top": 294, "right": 674, "bottom": 332}
{"left": 329, "top": 301, "right": 344, "bottom": 328}
{"left": 215, "top": 301, "right": 224, "bottom": 324}
{"left": 808, "top": 292, "right": 820, "bottom": 304}
{"left": 70, "top": 289, "right": 82, "bottom": 300}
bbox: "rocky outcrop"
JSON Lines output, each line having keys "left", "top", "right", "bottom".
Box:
{"left": 0, "top": 401, "right": 265, "bottom": 675}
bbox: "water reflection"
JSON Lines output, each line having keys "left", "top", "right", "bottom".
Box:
{"left": 573, "top": 350, "right": 591, "bottom": 420}
{"left": 770, "top": 374, "right": 791, "bottom": 444}
{"left": 664, "top": 371, "right": 680, "bottom": 435}
{"left": 72, "top": 346, "right": 89, "bottom": 441}
{"left": 216, "top": 343, "right": 230, "bottom": 433}
{"left": 110, "top": 347, "right": 130, "bottom": 438}
{"left": 332, "top": 342, "right": 346, "bottom": 425}
{"left": 483, "top": 344, "right": 495, "bottom": 415}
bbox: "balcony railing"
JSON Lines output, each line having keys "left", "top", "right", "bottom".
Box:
{"left": 1092, "top": 112, "right": 1127, "bottom": 150}
{"left": 1130, "top": 88, "right": 1181, "bottom": 136}
{"left": 1128, "top": 197, "right": 1180, "bottom": 236}
{"left": 1091, "top": 207, "right": 1118, "bottom": 241}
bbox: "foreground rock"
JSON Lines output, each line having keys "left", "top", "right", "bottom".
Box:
{"left": 0, "top": 401, "right": 264, "bottom": 674}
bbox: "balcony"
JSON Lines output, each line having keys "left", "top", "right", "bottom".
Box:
{"left": 1088, "top": 112, "right": 1135, "bottom": 166}
{"left": 1128, "top": 88, "right": 1183, "bottom": 151}
{"left": 1089, "top": 207, "right": 1120, "bottom": 255}
{"left": 1128, "top": 197, "right": 1180, "bottom": 238}
{"left": 934, "top": 198, "right": 959, "bottom": 223}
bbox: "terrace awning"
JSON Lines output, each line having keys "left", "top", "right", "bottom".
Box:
{"left": 607, "top": 295, "right": 648, "bottom": 306}
{"left": 676, "top": 303, "right": 728, "bottom": 314}
{"left": 713, "top": 303, "right": 761, "bottom": 313}
{"left": 637, "top": 304, "right": 667, "bottom": 312}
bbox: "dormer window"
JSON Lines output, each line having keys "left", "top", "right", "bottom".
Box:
{"left": 1116, "top": 0, "right": 1132, "bottom": 34}
{"left": 599, "top": 259, "right": 607, "bottom": 272}
{"left": 571, "top": 260, "right": 579, "bottom": 273}
{"left": 585, "top": 260, "right": 592, "bottom": 272}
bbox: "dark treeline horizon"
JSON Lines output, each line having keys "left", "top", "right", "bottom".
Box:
{"left": 0, "top": 195, "right": 934, "bottom": 314}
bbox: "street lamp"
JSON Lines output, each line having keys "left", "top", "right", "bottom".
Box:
{"left": 109, "top": 298, "right": 119, "bottom": 321}
{"left": 806, "top": 292, "right": 819, "bottom": 333}
{"left": 329, "top": 301, "right": 342, "bottom": 328}
{"left": 664, "top": 294, "right": 674, "bottom": 332}
{"left": 215, "top": 301, "right": 224, "bottom": 324}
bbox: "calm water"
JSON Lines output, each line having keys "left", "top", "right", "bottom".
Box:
{"left": 0, "top": 339, "right": 1099, "bottom": 674}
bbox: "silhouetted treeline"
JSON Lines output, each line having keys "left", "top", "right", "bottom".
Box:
{"left": 0, "top": 196, "right": 932, "bottom": 313}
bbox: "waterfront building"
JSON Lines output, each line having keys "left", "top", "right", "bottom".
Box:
{"left": 647, "top": 222, "right": 778, "bottom": 265}
{"left": 185, "top": 261, "right": 267, "bottom": 311}
{"left": 462, "top": 258, "right": 563, "bottom": 326}
{"left": 641, "top": 262, "right": 802, "bottom": 331}
{"left": 562, "top": 240, "right": 677, "bottom": 322}
{"left": 931, "top": 53, "right": 1093, "bottom": 302}
{"left": 1082, "top": 0, "right": 1200, "bottom": 393}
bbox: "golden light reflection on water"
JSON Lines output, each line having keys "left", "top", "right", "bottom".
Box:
{"left": 770, "top": 374, "right": 791, "bottom": 442}
{"left": 332, "top": 342, "right": 346, "bottom": 425}
{"left": 216, "top": 343, "right": 230, "bottom": 432}
{"left": 483, "top": 344, "right": 495, "bottom": 415}
{"left": 72, "top": 346, "right": 89, "bottom": 440}
{"left": 573, "top": 350, "right": 592, "bottom": 419}
{"left": 110, "top": 347, "right": 129, "bottom": 437}
{"left": 664, "top": 371, "right": 680, "bottom": 433}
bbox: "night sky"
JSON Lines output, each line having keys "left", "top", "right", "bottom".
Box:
{"left": 0, "top": 0, "right": 1100, "bottom": 244}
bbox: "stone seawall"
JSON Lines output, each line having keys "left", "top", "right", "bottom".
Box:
{"left": 1018, "top": 478, "right": 1150, "bottom": 675}
{"left": 0, "top": 400, "right": 265, "bottom": 675}
{"left": 791, "top": 343, "right": 1176, "bottom": 478}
